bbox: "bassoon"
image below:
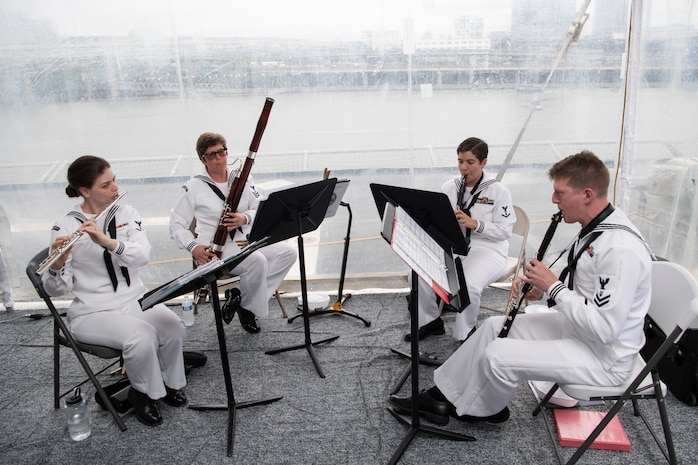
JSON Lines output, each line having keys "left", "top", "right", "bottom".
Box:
{"left": 209, "top": 97, "right": 274, "bottom": 257}
{"left": 498, "top": 210, "right": 563, "bottom": 338}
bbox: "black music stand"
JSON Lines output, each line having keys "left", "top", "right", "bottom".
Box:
{"left": 370, "top": 183, "right": 474, "bottom": 465}
{"left": 372, "top": 183, "right": 471, "bottom": 395}
{"left": 140, "top": 239, "right": 282, "bottom": 457}
{"left": 248, "top": 178, "right": 339, "bottom": 378}
{"left": 287, "top": 180, "right": 371, "bottom": 327}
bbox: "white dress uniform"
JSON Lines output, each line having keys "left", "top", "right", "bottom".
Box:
{"left": 0, "top": 247, "right": 14, "bottom": 310}
{"left": 169, "top": 168, "right": 296, "bottom": 318}
{"left": 433, "top": 208, "right": 653, "bottom": 417}
{"left": 415, "top": 171, "right": 516, "bottom": 341}
{"left": 42, "top": 203, "right": 186, "bottom": 400}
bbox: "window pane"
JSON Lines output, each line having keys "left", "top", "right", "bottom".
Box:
{"left": 1, "top": 0, "right": 696, "bottom": 303}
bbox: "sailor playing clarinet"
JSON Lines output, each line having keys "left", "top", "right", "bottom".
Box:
{"left": 388, "top": 150, "right": 653, "bottom": 425}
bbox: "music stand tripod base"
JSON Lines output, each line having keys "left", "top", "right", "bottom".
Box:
{"left": 389, "top": 348, "right": 442, "bottom": 396}
{"left": 286, "top": 300, "right": 371, "bottom": 327}
{"left": 385, "top": 273, "right": 476, "bottom": 465}
{"left": 265, "top": 331, "right": 340, "bottom": 379}
{"left": 139, "top": 241, "right": 283, "bottom": 458}
{"left": 286, "top": 200, "right": 371, "bottom": 327}
{"left": 189, "top": 395, "right": 284, "bottom": 411}
{"left": 248, "top": 179, "right": 342, "bottom": 379}
{"left": 368, "top": 184, "right": 475, "bottom": 464}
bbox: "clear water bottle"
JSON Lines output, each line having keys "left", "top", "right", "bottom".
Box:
{"left": 63, "top": 387, "right": 92, "bottom": 441}
{"left": 182, "top": 296, "right": 195, "bottom": 326}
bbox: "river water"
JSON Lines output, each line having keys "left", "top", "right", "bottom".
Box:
{"left": 1, "top": 87, "right": 696, "bottom": 300}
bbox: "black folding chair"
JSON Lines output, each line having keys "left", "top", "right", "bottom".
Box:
{"left": 26, "top": 247, "right": 129, "bottom": 431}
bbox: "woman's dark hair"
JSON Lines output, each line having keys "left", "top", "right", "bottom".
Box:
{"left": 456, "top": 137, "right": 488, "bottom": 162}
{"left": 65, "top": 155, "right": 110, "bottom": 198}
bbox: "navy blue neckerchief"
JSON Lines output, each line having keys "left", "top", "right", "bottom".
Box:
{"left": 547, "top": 202, "right": 614, "bottom": 306}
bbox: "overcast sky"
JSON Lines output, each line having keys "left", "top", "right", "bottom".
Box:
{"left": 0, "top": 0, "right": 509, "bottom": 39}
{"left": 1, "top": 0, "right": 695, "bottom": 39}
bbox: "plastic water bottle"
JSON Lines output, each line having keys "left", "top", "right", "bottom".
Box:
{"left": 63, "top": 387, "right": 91, "bottom": 441}
{"left": 182, "top": 296, "right": 195, "bottom": 326}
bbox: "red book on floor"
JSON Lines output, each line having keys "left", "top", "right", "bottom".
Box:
{"left": 554, "top": 409, "right": 631, "bottom": 452}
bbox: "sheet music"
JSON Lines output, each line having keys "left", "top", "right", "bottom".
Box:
{"left": 174, "top": 257, "right": 221, "bottom": 286}
{"left": 389, "top": 206, "right": 451, "bottom": 294}
{"left": 141, "top": 238, "right": 270, "bottom": 310}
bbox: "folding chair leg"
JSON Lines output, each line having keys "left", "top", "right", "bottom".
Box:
{"left": 652, "top": 372, "right": 678, "bottom": 464}
{"left": 532, "top": 383, "right": 560, "bottom": 416}
{"left": 656, "top": 397, "right": 678, "bottom": 464}
{"left": 70, "top": 348, "right": 128, "bottom": 432}
{"left": 53, "top": 325, "right": 61, "bottom": 409}
{"left": 566, "top": 397, "right": 631, "bottom": 465}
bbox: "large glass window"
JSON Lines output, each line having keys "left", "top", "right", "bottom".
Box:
{"left": 0, "top": 0, "right": 696, "bottom": 301}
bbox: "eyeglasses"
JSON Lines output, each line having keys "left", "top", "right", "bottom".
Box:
{"left": 201, "top": 148, "right": 228, "bottom": 160}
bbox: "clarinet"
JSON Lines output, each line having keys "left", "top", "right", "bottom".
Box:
{"left": 498, "top": 210, "right": 563, "bottom": 338}
{"left": 209, "top": 97, "right": 274, "bottom": 258}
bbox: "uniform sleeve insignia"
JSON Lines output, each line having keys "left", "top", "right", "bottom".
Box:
{"left": 593, "top": 276, "right": 611, "bottom": 307}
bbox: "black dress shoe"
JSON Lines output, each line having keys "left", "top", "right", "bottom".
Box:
{"left": 163, "top": 386, "right": 187, "bottom": 407}
{"left": 404, "top": 317, "right": 445, "bottom": 342}
{"left": 451, "top": 405, "right": 510, "bottom": 424}
{"left": 388, "top": 389, "right": 450, "bottom": 425}
{"left": 128, "top": 387, "right": 163, "bottom": 426}
{"left": 239, "top": 307, "right": 260, "bottom": 333}
{"left": 221, "top": 288, "right": 241, "bottom": 324}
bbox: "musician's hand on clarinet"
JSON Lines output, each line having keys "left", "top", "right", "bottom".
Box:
{"left": 513, "top": 277, "right": 544, "bottom": 301}
{"left": 192, "top": 245, "right": 217, "bottom": 266}
{"left": 522, "top": 259, "right": 556, "bottom": 299}
{"left": 454, "top": 208, "right": 477, "bottom": 229}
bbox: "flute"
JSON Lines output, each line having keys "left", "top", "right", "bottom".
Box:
{"left": 36, "top": 191, "right": 127, "bottom": 275}
{"left": 498, "top": 210, "right": 563, "bottom": 338}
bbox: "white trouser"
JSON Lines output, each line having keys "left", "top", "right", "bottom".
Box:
{"left": 433, "top": 312, "right": 631, "bottom": 417}
{"left": 69, "top": 301, "right": 187, "bottom": 400}
{"left": 413, "top": 246, "right": 506, "bottom": 340}
{"left": 0, "top": 247, "right": 14, "bottom": 309}
{"left": 227, "top": 241, "right": 296, "bottom": 317}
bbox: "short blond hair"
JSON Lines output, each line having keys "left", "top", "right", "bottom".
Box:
{"left": 548, "top": 150, "right": 609, "bottom": 195}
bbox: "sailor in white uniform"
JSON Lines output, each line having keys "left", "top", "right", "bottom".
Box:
{"left": 43, "top": 156, "right": 186, "bottom": 426}
{"left": 411, "top": 137, "right": 516, "bottom": 342}
{"left": 169, "top": 132, "right": 296, "bottom": 333}
{"left": 390, "top": 150, "right": 653, "bottom": 424}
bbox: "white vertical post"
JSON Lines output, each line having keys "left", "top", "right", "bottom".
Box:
{"left": 616, "top": 0, "right": 644, "bottom": 210}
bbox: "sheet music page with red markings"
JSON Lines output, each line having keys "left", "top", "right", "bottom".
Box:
{"left": 390, "top": 206, "right": 451, "bottom": 296}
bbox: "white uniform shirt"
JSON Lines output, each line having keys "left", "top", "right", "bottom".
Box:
{"left": 547, "top": 208, "right": 653, "bottom": 372}
{"left": 440, "top": 171, "right": 516, "bottom": 258}
{"left": 169, "top": 167, "right": 262, "bottom": 259}
{"left": 42, "top": 204, "right": 151, "bottom": 320}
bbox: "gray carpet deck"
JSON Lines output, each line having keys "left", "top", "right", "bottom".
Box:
{"left": 0, "top": 288, "right": 696, "bottom": 465}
